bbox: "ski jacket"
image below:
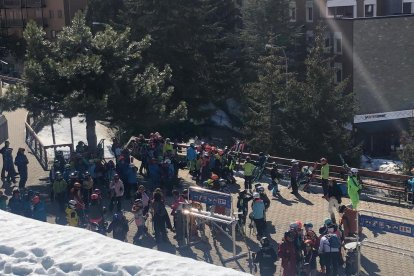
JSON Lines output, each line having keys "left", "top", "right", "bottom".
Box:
{"left": 134, "top": 191, "right": 150, "bottom": 207}
{"left": 260, "top": 193, "right": 271, "bottom": 210}
{"left": 107, "top": 217, "right": 129, "bottom": 241}
{"left": 243, "top": 162, "right": 256, "bottom": 176}
{"left": 132, "top": 206, "right": 145, "bottom": 227}
{"left": 186, "top": 147, "right": 197, "bottom": 161}
{"left": 66, "top": 207, "right": 79, "bottom": 227}
{"left": 88, "top": 201, "right": 104, "bottom": 221}
{"left": 53, "top": 179, "right": 68, "bottom": 194}
{"left": 8, "top": 196, "right": 24, "bottom": 215}
{"left": 321, "top": 163, "right": 330, "bottom": 180}
{"left": 110, "top": 179, "right": 124, "bottom": 197}
{"left": 252, "top": 198, "right": 265, "bottom": 219}
{"left": 14, "top": 152, "right": 29, "bottom": 170}
{"left": 32, "top": 201, "right": 47, "bottom": 222}
{"left": 254, "top": 245, "right": 277, "bottom": 271}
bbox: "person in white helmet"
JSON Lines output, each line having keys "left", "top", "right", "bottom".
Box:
{"left": 347, "top": 168, "right": 362, "bottom": 209}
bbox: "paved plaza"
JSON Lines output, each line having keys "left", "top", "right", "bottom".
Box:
{"left": 1, "top": 109, "right": 413, "bottom": 275}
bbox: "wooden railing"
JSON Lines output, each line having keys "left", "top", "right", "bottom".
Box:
{"left": 25, "top": 121, "right": 73, "bottom": 171}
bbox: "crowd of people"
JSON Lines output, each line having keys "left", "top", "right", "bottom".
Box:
{"left": 0, "top": 135, "right": 395, "bottom": 276}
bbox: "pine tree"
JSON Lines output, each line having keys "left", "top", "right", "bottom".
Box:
{"left": 399, "top": 119, "right": 414, "bottom": 173}
{"left": 0, "top": 13, "right": 185, "bottom": 151}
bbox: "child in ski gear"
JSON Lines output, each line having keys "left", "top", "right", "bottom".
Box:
{"left": 22, "top": 190, "right": 34, "bottom": 218}
{"left": 82, "top": 172, "right": 94, "bottom": 206}
{"left": 0, "top": 190, "right": 7, "bottom": 210}
{"left": 327, "top": 180, "right": 342, "bottom": 224}
{"left": 109, "top": 174, "right": 124, "bottom": 212}
{"left": 134, "top": 185, "right": 150, "bottom": 215}
{"left": 66, "top": 200, "right": 79, "bottom": 227}
{"left": 88, "top": 193, "right": 105, "bottom": 225}
{"left": 171, "top": 190, "right": 185, "bottom": 229}
{"left": 32, "top": 195, "right": 47, "bottom": 222}
{"left": 107, "top": 212, "right": 129, "bottom": 241}
{"left": 243, "top": 157, "right": 256, "bottom": 191}
{"left": 253, "top": 237, "right": 277, "bottom": 276}
{"left": 251, "top": 192, "right": 266, "bottom": 239}
{"left": 279, "top": 231, "right": 297, "bottom": 276}
{"left": 132, "top": 199, "right": 147, "bottom": 244}
{"left": 69, "top": 182, "right": 85, "bottom": 223}
{"left": 8, "top": 188, "right": 23, "bottom": 215}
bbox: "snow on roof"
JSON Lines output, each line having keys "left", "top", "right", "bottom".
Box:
{"left": 0, "top": 211, "right": 250, "bottom": 276}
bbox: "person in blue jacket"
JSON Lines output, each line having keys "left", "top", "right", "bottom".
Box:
{"left": 252, "top": 192, "right": 266, "bottom": 239}
{"left": 15, "top": 148, "right": 29, "bottom": 189}
{"left": 32, "top": 195, "right": 47, "bottom": 222}
{"left": 8, "top": 188, "right": 24, "bottom": 215}
{"left": 186, "top": 143, "right": 197, "bottom": 174}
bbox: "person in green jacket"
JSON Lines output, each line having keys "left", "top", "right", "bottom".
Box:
{"left": 53, "top": 171, "right": 68, "bottom": 212}
{"left": 347, "top": 168, "right": 362, "bottom": 209}
{"left": 320, "top": 158, "right": 330, "bottom": 198}
{"left": 243, "top": 157, "right": 256, "bottom": 191}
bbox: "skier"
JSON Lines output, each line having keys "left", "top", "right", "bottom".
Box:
{"left": 252, "top": 237, "right": 278, "bottom": 276}
{"left": 347, "top": 168, "right": 362, "bottom": 209}
{"left": 257, "top": 186, "right": 270, "bottom": 211}
{"left": 66, "top": 200, "right": 79, "bottom": 227}
{"left": 107, "top": 212, "right": 129, "bottom": 242}
{"left": 88, "top": 193, "right": 105, "bottom": 227}
{"left": 270, "top": 163, "right": 282, "bottom": 197}
{"left": 109, "top": 174, "right": 124, "bottom": 212}
{"left": 243, "top": 157, "right": 256, "bottom": 192}
{"left": 8, "top": 188, "right": 23, "bottom": 215}
{"left": 289, "top": 159, "right": 300, "bottom": 194}
{"left": 251, "top": 192, "right": 266, "bottom": 239}
{"left": 53, "top": 171, "right": 68, "bottom": 213}
{"left": 236, "top": 190, "right": 253, "bottom": 227}
{"left": 14, "top": 148, "right": 29, "bottom": 189}
{"left": 151, "top": 191, "right": 174, "bottom": 242}
{"left": 32, "top": 195, "right": 47, "bottom": 222}
{"left": 132, "top": 199, "right": 147, "bottom": 244}
{"left": 279, "top": 231, "right": 297, "bottom": 276}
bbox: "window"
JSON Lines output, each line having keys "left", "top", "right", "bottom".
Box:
{"left": 306, "top": 1, "right": 314, "bottom": 22}
{"left": 306, "top": 30, "right": 314, "bottom": 48}
{"left": 403, "top": 2, "right": 412, "bottom": 14}
{"left": 58, "top": 10, "right": 63, "bottom": 18}
{"left": 49, "top": 10, "right": 54, "bottom": 19}
{"left": 365, "top": 4, "right": 374, "bottom": 17}
{"left": 334, "top": 63, "right": 343, "bottom": 84}
{"left": 324, "top": 33, "right": 332, "bottom": 53}
{"left": 289, "top": 2, "right": 296, "bottom": 22}
{"left": 334, "top": 32, "right": 342, "bottom": 54}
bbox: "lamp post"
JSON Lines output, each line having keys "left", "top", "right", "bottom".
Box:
{"left": 265, "top": 44, "right": 288, "bottom": 87}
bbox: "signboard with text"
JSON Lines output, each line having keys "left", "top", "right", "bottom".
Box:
{"left": 189, "top": 187, "right": 232, "bottom": 210}
{"left": 359, "top": 214, "right": 414, "bottom": 238}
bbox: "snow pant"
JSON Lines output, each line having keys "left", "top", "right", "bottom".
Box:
{"left": 18, "top": 167, "right": 28, "bottom": 189}
{"left": 153, "top": 215, "right": 168, "bottom": 241}
{"left": 291, "top": 177, "right": 298, "bottom": 193}
{"left": 328, "top": 198, "right": 340, "bottom": 223}
{"left": 55, "top": 192, "right": 67, "bottom": 212}
{"left": 5, "top": 165, "right": 16, "bottom": 182}
{"left": 254, "top": 218, "right": 266, "bottom": 237}
{"left": 244, "top": 175, "right": 253, "bottom": 191}
{"left": 322, "top": 178, "right": 329, "bottom": 196}
{"left": 133, "top": 225, "right": 146, "bottom": 244}
{"left": 109, "top": 196, "right": 122, "bottom": 212}
{"left": 324, "top": 252, "right": 340, "bottom": 276}
{"left": 188, "top": 160, "right": 196, "bottom": 172}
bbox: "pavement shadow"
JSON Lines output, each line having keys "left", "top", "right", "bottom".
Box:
{"left": 294, "top": 193, "right": 314, "bottom": 205}
{"left": 273, "top": 193, "right": 296, "bottom": 206}
{"left": 360, "top": 253, "right": 381, "bottom": 276}
{"left": 265, "top": 221, "right": 276, "bottom": 234}
{"left": 157, "top": 238, "right": 177, "bottom": 254}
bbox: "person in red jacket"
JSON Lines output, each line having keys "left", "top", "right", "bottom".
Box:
{"left": 278, "top": 231, "right": 297, "bottom": 276}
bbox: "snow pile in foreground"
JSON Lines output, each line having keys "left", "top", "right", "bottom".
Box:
{"left": 360, "top": 155, "right": 403, "bottom": 175}
{"left": 0, "top": 211, "right": 249, "bottom": 276}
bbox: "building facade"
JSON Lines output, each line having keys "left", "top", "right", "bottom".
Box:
{"left": 292, "top": 0, "right": 414, "bottom": 156}
{"left": 0, "top": 0, "right": 87, "bottom": 39}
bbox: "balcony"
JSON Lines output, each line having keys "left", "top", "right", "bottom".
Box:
{"left": 25, "top": 0, "right": 45, "bottom": 8}
{"left": 0, "top": 18, "right": 24, "bottom": 28}
{"left": 2, "top": 0, "right": 23, "bottom": 8}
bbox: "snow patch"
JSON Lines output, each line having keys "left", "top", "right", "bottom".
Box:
{"left": 360, "top": 155, "right": 403, "bottom": 174}
{"left": 0, "top": 211, "right": 249, "bottom": 276}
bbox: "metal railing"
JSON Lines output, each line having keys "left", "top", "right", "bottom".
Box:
{"left": 25, "top": 120, "right": 73, "bottom": 171}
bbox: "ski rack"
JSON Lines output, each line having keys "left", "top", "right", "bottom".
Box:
{"left": 180, "top": 186, "right": 247, "bottom": 264}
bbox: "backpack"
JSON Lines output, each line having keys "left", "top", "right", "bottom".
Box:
{"left": 326, "top": 234, "right": 341, "bottom": 249}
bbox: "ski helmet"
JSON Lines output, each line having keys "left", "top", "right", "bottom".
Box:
{"left": 93, "top": 188, "right": 101, "bottom": 196}
{"left": 68, "top": 200, "right": 76, "bottom": 209}
{"left": 350, "top": 168, "right": 358, "bottom": 174}
{"left": 253, "top": 192, "right": 260, "bottom": 199}
{"left": 257, "top": 186, "right": 265, "bottom": 193}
